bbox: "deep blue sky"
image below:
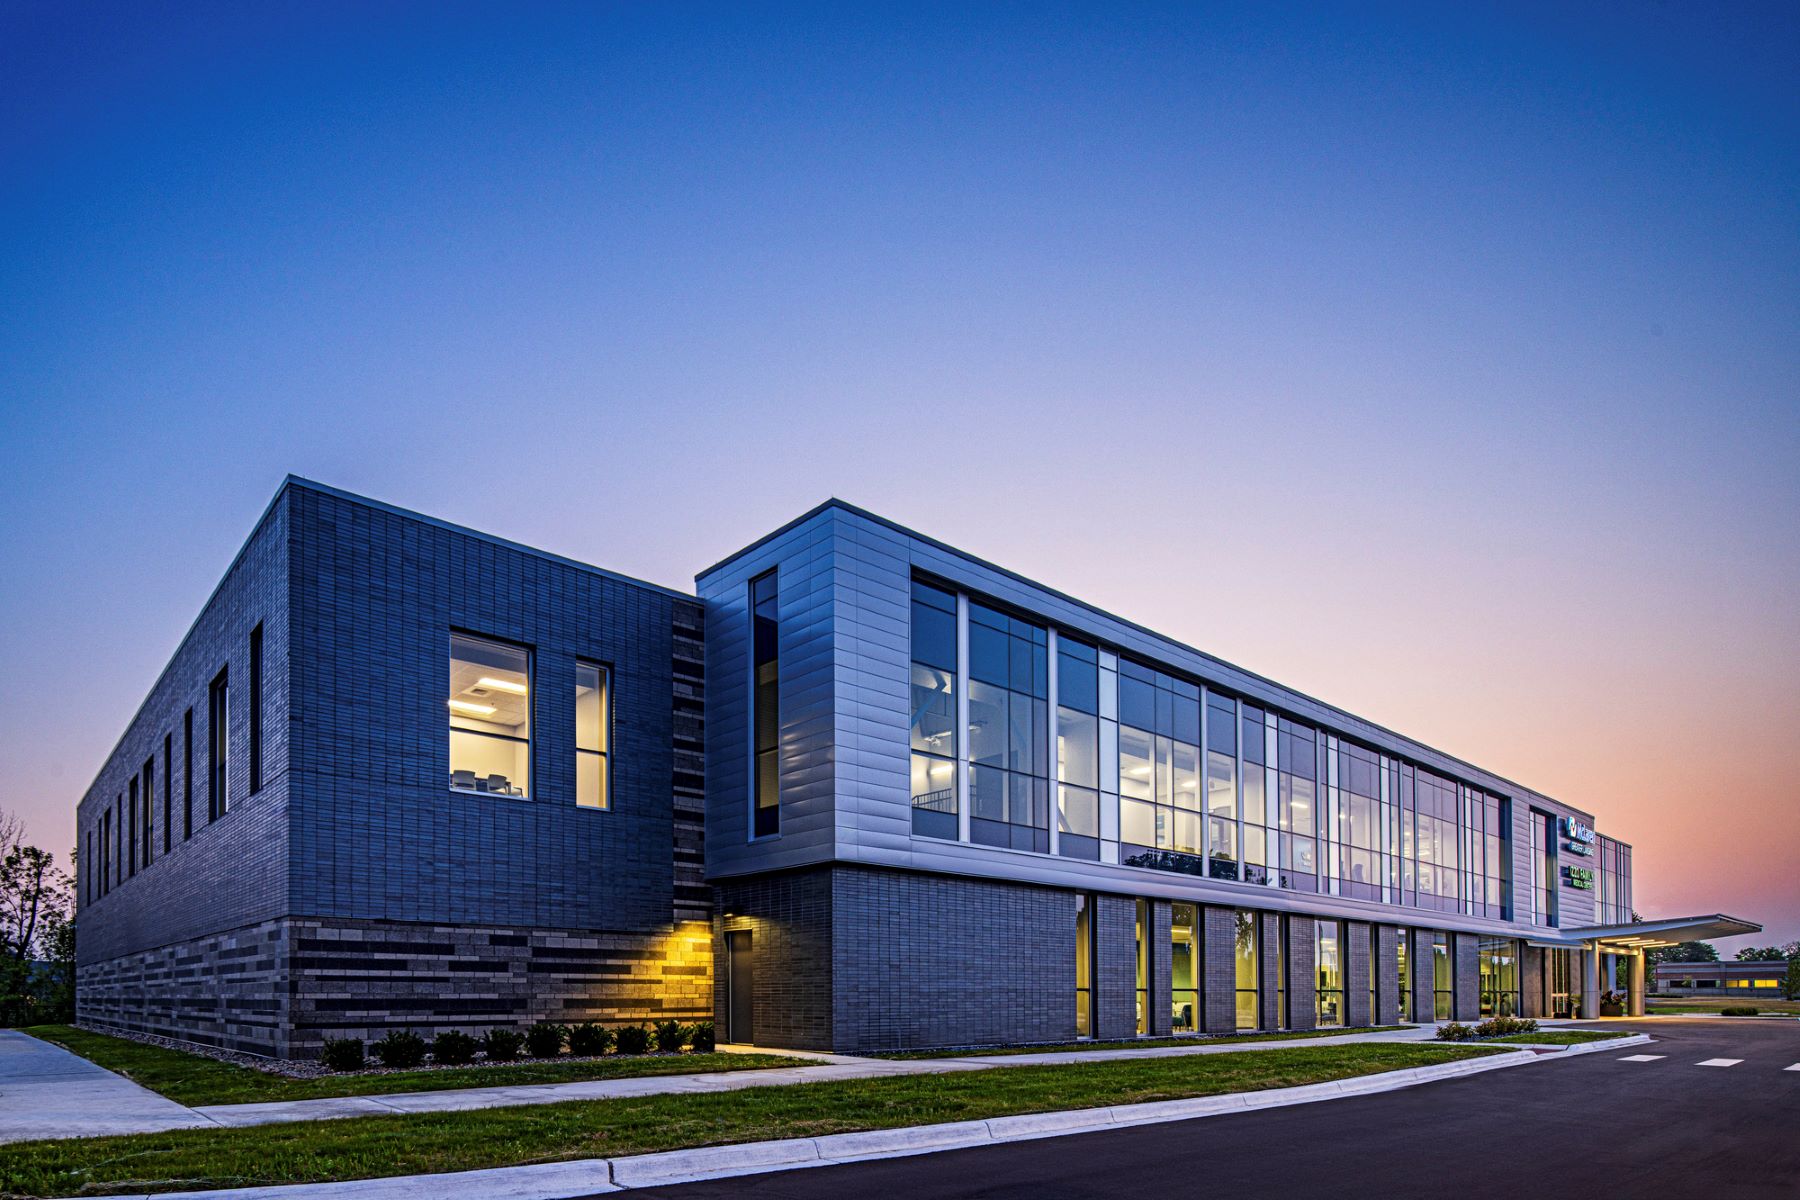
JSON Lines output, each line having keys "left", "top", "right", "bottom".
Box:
{"left": 2, "top": 2, "right": 1796, "bottom": 946}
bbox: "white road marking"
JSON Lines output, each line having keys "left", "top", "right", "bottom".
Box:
{"left": 1696, "top": 1058, "right": 1743, "bottom": 1067}
{"left": 1785, "top": 1063, "right": 1800, "bottom": 1072}
{"left": 1618, "top": 1054, "right": 1665, "bottom": 1062}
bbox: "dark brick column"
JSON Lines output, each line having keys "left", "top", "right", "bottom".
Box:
{"left": 1148, "top": 901, "right": 1174, "bottom": 1037}
{"left": 1095, "top": 895, "right": 1139, "bottom": 1040}
{"left": 1454, "top": 932, "right": 1481, "bottom": 1020}
{"left": 1285, "top": 914, "right": 1317, "bottom": 1030}
{"left": 1519, "top": 945, "right": 1546, "bottom": 1018}
{"left": 1258, "top": 911, "right": 1283, "bottom": 1031}
{"left": 1373, "top": 925, "right": 1401, "bottom": 1025}
{"left": 1202, "top": 906, "right": 1239, "bottom": 1033}
{"left": 1411, "top": 928, "right": 1437, "bottom": 1022}
{"left": 1345, "top": 921, "right": 1373, "bottom": 1027}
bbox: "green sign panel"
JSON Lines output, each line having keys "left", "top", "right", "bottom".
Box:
{"left": 1562, "top": 865, "right": 1594, "bottom": 890}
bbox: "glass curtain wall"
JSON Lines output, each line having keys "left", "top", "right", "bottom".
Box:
{"left": 1205, "top": 695, "right": 1239, "bottom": 880}
{"left": 1479, "top": 937, "right": 1520, "bottom": 1016}
{"left": 1597, "top": 836, "right": 1633, "bottom": 924}
{"left": 1316, "top": 919, "right": 1344, "bottom": 1027}
{"left": 1410, "top": 768, "right": 1460, "bottom": 913}
{"left": 909, "top": 582, "right": 959, "bottom": 839}
{"left": 1241, "top": 706, "right": 1271, "bottom": 884}
{"left": 1118, "top": 661, "right": 1203, "bottom": 874}
{"left": 1234, "top": 910, "right": 1259, "bottom": 1030}
{"left": 1432, "top": 932, "right": 1453, "bottom": 1020}
{"left": 1276, "top": 717, "right": 1318, "bottom": 891}
{"left": 967, "top": 602, "right": 1049, "bottom": 852}
{"left": 1171, "top": 903, "right": 1198, "bottom": 1032}
{"left": 1337, "top": 741, "right": 1386, "bottom": 901}
{"left": 1055, "top": 638, "right": 1101, "bottom": 858}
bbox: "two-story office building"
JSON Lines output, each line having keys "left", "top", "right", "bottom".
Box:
{"left": 74, "top": 481, "right": 1757, "bottom": 1056}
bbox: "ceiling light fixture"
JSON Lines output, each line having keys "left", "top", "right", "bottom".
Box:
{"left": 448, "top": 699, "right": 497, "bottom": 716}
{"left": 475, "top": 677, "right": 528, "bottom": 695}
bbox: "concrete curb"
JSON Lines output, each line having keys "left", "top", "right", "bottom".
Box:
{"left": 91, "top": 1046, "right": 1553, "bottom": 1200}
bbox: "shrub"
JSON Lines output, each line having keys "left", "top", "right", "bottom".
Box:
{"left": 526, "top": 1022, "right": 569, "bottom": 1058}
{"left": 482, "top": 1028, "right": 525, "bottom": 1061}
{"left": 1434, "top": 1021, "right": 1476, "bottom": 1042}
{"left": 653, "top": 1019, "right": 688, "bottom": 1053}
{"left": 319, "top": 1037, "right": 365, "bottom": 1072}
{"left": 371, "top": 1031, "right": 427, "bottom": 1069}
{"left": 689, "top": 1021, "right": 716, "bottom": 1053}
{"left": 431, "top": 1030, "right": 479, "bottom": 1065}
{"left": 1473, "top": 1016, "right": 1538, "bottom": 1038}
{"left": 1721, "top": 1006, "right": 1759, "bottom": 1017}
{"left": 615, "top": 1023, "right": 651, "bottom": 1055}
{"left": 568, "top": 1022, "right": 614, "bottom": 1057}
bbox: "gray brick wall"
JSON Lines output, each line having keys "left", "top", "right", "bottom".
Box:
{"left": 1148, "top": 901, "right": 1173, "bottom": 1037}
{"left": 1285, "top": 914, "right": 1317, "bottom": 1031}
{"left": 1411, "top": 928, "right": 1437, "bottom": 1021}
{"left": 1373, "top": 924, "right": 1400, "bottom": 1025}
{"left": 1345, "top": 921, "right": 1372, "bottom": 1027}
{"left": 1202, "top": 905, "right": 1239, "bottom": 1033}
{"left": 1454, "top": 931, "right": 1481, "bottom": 1020}
{"left": 1094, "top": 894, "right": 1139, "bottom": 1040}
{"left": 714, "top": 869, "right": 836, "bottom": 1051}
{"left": 77, "top": 921, "right": 288, "bottom": 1054}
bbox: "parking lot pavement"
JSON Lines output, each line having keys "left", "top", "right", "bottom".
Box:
{"left": 0, "top": 1029, "right": 217, "bottom": 1143}
{"left": 630, "top": 1018, "right": 1800, "bottom": 1200}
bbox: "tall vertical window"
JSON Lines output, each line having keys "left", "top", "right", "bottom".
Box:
{"left": 909, "top": 581, "right": 958, "bottom": 839}
{"left": 575, "top": 662, "right": 610, "bottom": 809}
{"left": 248, "top": 624, "right": 263, "bottom": 794}
{"left": 1117, "top": 661, "right": 1202, "bottom": 874}
{"left": 1241, "top": 705, "right": 1269, "bottom": 884}
{"left": 162, "top": 734, "right": 172, "bottom": 854}
{"left": 1205, "top": 695, "right": 1239, "bottom": 880}
{"left": 1133, "top": 898, "right": 1150, "bottom": 1035}
{"left": 750, "top": 572, "right": 780, "bottom": 837}
{"left": 448, "top": 634, "right": 530, "bottom": 798}
{"left": 1479, "top": 937, "right": 1519, "bottom": 1016}
{"left": 966, "top": 601, "right": 1048, "bottom": 852}
{"left": 1315, "top": 919, "right": 1344, "bottom": 1027}
{"left": 1276, "top": 717, "right": 1317, "bottom": 891}
{"left": 1337, "top": 742, "right": 1387, "bottom": 902}
{"left": 1054, "top": 638, "right": 1100, "bottom": 859}
{"left": 1532, "top": 809, "right": 1557, "bottom": 926}
{"left": 1597, "top": 835, "right": 1632, "bottom": 925}
{"left": 1075, "top": 894, "right": 1095, "bottom": 1038}
{"left": 101, "top": 810, "right": 112, "bottom": 896}
{"left": 183, "top": 708, "right": 194, "bottom": 839}
{"left": 1171, "top": 902, "right": 1198, "bottom": 1033}
{"left": 208, "top": 667, "right": 230, "bottom": 820}
{"left": 1234, "top": 910, "right": 1260, "bottom": 1030}
{"left": 1396, "top": 931, "right": 1411, "bottom": 1021}
{"left": 1432, "top": 932, "right": 1453, "bottom": 1020}
{"left": 141, "top": 759, "right": 154, "bottom": 867}
{"left": 127, "top": 777, "right": 138, "bottom": 876}
{"left": 1411, "top": 768, "right": 1460, "bottom": 913}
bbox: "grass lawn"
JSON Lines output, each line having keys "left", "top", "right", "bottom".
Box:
{"left": 22, "top": 1026, "right": 797, "bottom": 1107}
{"left": 1494, "top": 1030, "right": 1630, "bottom": 1046}
{"left": 876, "top": 1025, "right": 1410, "bottom": 1058}
{"left": 0, "top": 1042, "right": 1499, "bottom": 1196}
{"left": 1647, "top": 998, "right": 1800, "bottom": 1016}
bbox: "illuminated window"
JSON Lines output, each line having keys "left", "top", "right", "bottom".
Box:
{"left": 910, "top": 581, "right": 958, "bottom": 839}
{"left": 448, "top": 633, "right": 530, "bottom": 798}
{"left": 575, "top": 662, "right": 609, "bottom": 809}
{"left": 1171, "top": 903, "right": 1198, "bottom": 1032}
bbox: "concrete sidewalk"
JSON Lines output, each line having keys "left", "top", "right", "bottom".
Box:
{"left": 0, "top": 1022, "right": 1493, "bottom": 1142}
{"left": 0, "top": 1029, "right": 217, "bottom": 1144}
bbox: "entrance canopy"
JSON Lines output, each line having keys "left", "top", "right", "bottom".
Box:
{"left": 1563, "top": 913, "right": 1761, "bottom": 952}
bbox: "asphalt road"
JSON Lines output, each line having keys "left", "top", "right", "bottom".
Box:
{"left": 629, "top": 1019, "right": 1800, "bottom": 1200}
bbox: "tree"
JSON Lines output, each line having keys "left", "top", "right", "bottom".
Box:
{"left": 1736, "top": 946, "right": 1787, "bottom": 961}
{"left": 1645, "top": 940, "right": 1717, "bottom": 973}
{"left": 0, "top": 809, "right": 74, "bottom": 1026}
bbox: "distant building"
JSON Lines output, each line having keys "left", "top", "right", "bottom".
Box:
{"left": 1655, "top": 960, "right": 1787, "bottom": 995}
{"left": 74, "top": 480, "right": 1760, "bottom": 1057}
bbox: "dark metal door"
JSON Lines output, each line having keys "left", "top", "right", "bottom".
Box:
{"left": 726, "top": 930, "right": 754, "bottom": 1045}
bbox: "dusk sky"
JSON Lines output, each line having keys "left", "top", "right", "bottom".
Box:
{"left": 1, "top": 3, "right": 1795, "bottom": 950}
